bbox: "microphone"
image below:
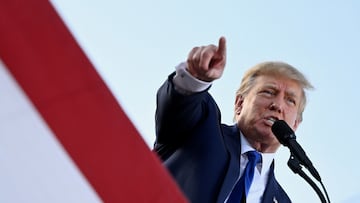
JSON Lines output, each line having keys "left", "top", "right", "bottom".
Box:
{"left": 271, "top": 120, "right": 321, "bottom": 181}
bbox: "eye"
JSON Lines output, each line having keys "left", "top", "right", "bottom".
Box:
{"left": 286, "top": 97, "right": 296, "bottom": 106}
{"left": 261, "top": 89, "right": 275, "bottom": 96}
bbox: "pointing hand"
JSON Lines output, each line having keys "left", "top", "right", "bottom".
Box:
{"left": 187, "top": 37, "right": 227, "bottom": 82}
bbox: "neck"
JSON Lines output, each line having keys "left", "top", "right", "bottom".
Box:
{"left": 245, "top": 138, "right": 280, "bottom": 153}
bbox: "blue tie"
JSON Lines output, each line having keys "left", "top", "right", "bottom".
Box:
{"left": 227, "top": 151, "right": 261, "bottom": 203}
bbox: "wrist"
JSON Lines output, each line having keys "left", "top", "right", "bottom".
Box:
{"left": 173, "top": 62, "right": 212, "bottom": 93}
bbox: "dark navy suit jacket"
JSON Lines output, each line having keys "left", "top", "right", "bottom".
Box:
{"left": 154, "top": 73, "right": 291, "bottom": 203}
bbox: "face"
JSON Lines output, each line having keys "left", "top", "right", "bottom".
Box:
{"left": 235, "top": 75, "right": 302, "bottom": 152}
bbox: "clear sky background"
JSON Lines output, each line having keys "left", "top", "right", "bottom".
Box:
{"left": 51, "top": 1, "right": 360, "bottom": 202}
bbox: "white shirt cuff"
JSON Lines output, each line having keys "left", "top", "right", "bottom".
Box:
{"left": 172, "top": 62, "right": 212, "bottom": 94}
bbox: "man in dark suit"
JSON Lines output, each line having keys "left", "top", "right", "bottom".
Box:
{"left": 154, "top": 37, "right": 313, "bottom": 202}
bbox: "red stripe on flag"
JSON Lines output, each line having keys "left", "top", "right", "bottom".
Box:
{"left": 0, "top": 1, "right": 187, "bottom": 202}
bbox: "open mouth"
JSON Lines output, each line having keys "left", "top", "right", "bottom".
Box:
{"left": 265, "top": 116, "right": 278, "bottom": 125}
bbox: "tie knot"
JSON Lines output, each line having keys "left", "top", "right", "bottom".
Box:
{"left": 246, "top": 151, "right": 261, "bottom": 164}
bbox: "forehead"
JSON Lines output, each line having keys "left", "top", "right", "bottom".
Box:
{"left": 253, "top": 75, "right": 302, "bottom": 95}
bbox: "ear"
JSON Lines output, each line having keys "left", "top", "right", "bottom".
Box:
{"left": 292, "top": 119, "right": 301, "bottom": 131}
{"left": 234, "top": 94, "right": 244, "bottom": 115}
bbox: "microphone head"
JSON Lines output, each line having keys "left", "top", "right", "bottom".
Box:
{"left": 271, "top": 120, "right": 296, "bottom": 146}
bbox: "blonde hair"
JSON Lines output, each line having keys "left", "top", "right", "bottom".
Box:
{"left": 235, "top": 61, "right": 314, "bottom": 122}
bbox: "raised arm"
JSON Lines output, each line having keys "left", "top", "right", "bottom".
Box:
{"left": 154, "top": 37, "right": 227, "bottom": 159}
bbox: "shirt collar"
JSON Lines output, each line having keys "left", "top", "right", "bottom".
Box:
{"left": 239, "top": 131, "right": 275, "bottom": 175}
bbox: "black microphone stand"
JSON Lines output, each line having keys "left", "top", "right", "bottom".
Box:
{"left": 287, "top": 154, "right": 330, "bottom": 203}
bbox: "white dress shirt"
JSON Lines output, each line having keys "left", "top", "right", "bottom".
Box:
{"left": 238, "top": 133, "right": 275, "bottom": 203}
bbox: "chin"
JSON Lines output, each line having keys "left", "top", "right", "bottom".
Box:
{"left": 258, "top": 124, "right": 273, "bottom": 136}
{"left": 256, "top": 128, "right": 276, "bottom": 141}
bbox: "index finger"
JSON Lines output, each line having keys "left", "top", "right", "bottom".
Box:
{"left": 216, "top": 36, "right": 226, "bottom": 58}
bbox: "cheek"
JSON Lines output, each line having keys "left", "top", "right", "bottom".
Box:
{"left": 242, "top": 101, "right": 264, "bottom": 120}
{"left": 240, "top": 96, "right": 269, "bottom": 119}
{"left": 284, "top": 109, "right": 299, "bottom": 126}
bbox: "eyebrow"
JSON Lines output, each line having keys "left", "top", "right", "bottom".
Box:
{"left": 262, "top": 83, "right": 300, "bottom": 99}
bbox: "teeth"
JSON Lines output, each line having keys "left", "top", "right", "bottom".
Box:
{"left": 267, "top": 117, "right": 277, "bottom": 124}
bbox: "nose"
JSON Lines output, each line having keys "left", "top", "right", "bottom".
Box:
{"left": 269, "top": 102, "right": 282, "bottom": 113}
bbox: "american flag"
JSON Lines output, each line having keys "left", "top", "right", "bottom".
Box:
{"left": 0, "top": 1, "right": 187, "bottom": 202}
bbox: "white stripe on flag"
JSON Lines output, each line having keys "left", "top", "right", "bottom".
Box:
{"left": 0, "top": 60, "right": 101, "bottom": 203}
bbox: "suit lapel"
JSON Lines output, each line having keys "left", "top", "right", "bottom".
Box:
{"left": 216, "top": 125, "right": 291, "bottom": 203}
{"left": 261, "top": 162, "right": 291, "bottom": 203}
{"left": 216, "top": 125, "right": 241, "bottom": 203}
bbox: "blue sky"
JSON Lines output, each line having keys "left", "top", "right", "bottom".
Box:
{"left": 51, "top": 1, "right": 360, "bottom": 202}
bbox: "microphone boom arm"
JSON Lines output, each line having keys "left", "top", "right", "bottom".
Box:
{"left": 287, "top": 155, "right": 328, "bottom": 203}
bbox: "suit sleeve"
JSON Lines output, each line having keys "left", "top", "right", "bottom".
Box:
{"left": 154, "top": 72, "right": 218, "bottom": 159}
